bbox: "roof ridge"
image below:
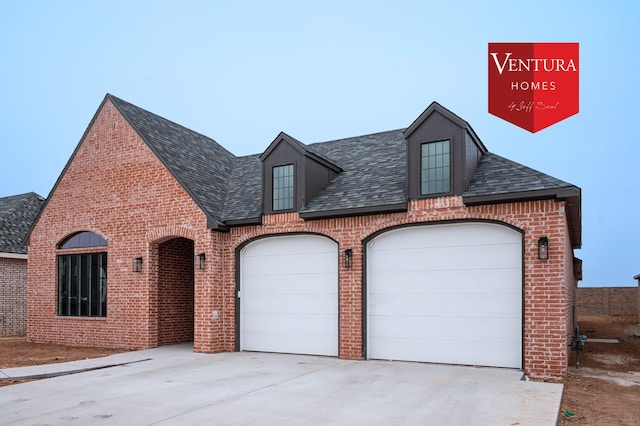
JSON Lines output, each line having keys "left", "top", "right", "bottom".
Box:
{"left": 309, "top": 128, "right": 407, "bottom": 146}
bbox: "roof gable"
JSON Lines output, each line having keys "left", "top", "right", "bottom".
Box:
{"left": 260, "top": 131, "right": 341, "bottom": 172}
{"left": 403, "top": 101, "right": 487, "bottom": 152}
{"left": 108, "top": 95, "right": 236, "bottom": 229}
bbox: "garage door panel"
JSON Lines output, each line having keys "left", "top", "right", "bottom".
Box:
{"left": 369, "top": 292, "right": 520, "bottom": 318}
{"left": 243, "top": 312, "right": 338, "bottom": 333}
{"left": 369, "top": 244, "right": 521, "bottom": 272}
{"left": 242, "top": 253, "right": 337, "bottom": 275}
{"left": 242, "top": 293, "right": 338, "bottom": 315}
{"left": 242, "top": 273, "right": 338, "bottom": 295}
{"left": 369, "top": 336, "right": 521, "bottom": 368}
{"left": 367, "top": 223, "right": 522, "bottom": 369}
{"left": 369, "top": 315, "right": 520, "bottom": 342}
{"left": 243, "top": 330, "right": 337, "bottom": 355}
{"left": 366, "top": 268, "right": 522, "bottom": 295}
{"left": 243, "top": 235, "right": 337, "bottom": 256}
{"left": 240, "top": 235, "right": 338, "bottom": 357}
{"left": 372, "top": 224, "right": 519, "bottom": 249}
{"left": 365, "top": 269, "right": 522, "bottom": 294}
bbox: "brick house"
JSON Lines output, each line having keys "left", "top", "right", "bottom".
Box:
{"left": 0, "top": 192, "right": 44, "bottom": 336}
{"left": 27, "top": 94, "right": 582, "bottom": 381}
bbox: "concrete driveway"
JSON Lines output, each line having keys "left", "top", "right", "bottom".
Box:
{"left": 1, "top": 344, "right": 562, "bottom": 425}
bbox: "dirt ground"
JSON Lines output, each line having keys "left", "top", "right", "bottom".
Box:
{"left": 0, "top": 337, "right": 126, "bottom": 387}
{"left": 558, "top": 316, "right": 640, "bottom": 426}
{"left": 1, "top": 318, "right": 639, "bottom": 424}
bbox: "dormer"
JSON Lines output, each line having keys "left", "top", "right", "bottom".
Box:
{"left": 404, "top": 102, "right": 487, "bottom": 199}
{"left": 260, "top": 132, "right": 342, "bottom": 215}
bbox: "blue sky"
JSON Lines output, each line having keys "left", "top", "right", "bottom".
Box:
{"left": 1, "top": 1, "right": 638, "bottom": 286}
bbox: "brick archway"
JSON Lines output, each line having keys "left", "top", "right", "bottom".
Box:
{"left": 149, "top": 237, "right": 195, "bottom": 346}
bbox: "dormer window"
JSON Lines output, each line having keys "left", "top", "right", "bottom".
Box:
{"left": 260, "top": 132, "right": 341, "bottom": 216}
{"left": 421, "top": 140, "right": 450, "bottom": 195}
{"left": 273, "top": 164, "right": 294, "bottom": 211}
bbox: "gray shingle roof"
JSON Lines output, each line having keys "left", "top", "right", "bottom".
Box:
{"left": 108, "top": 95, "right": 236, "bottom": 229}
{"left": 102, "top": 96, "right": 579, "bottom": 236}
{"left": 0, "top": 192, "right": 45, "bottom": 254}
{"left": 221, "top": 154, "right": 262, "bottom": 223}
{"left": 463, "top": 153, "right": 576, "bottom": 198}
{"left": 300, "top": 130, "right": 407, "bottom": 216}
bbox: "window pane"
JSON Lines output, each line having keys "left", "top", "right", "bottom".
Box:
{"left": 273, "top": 164, "right": 294, "bottom": 211}
{"left": 57, "top": 252, "right": 107, "bottom": 317}
{"left": 58, "top": 256, "right": 69, "bottom": 316}
{"left": 421, "top": 140, "right": 451, "bottom": 195}
{"left": 59, "top": 231, "right": 107, "bottom": 249}
{"left": 80, "top": 255, "right": 89, "bottom": 316}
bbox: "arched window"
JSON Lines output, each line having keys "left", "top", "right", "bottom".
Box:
{"left": 58, "top": 231, "right": 107, "bottom": 249}
{"left": 58, "top": 232, "right": 108, "bottom": 317}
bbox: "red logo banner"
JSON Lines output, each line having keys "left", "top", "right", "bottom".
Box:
{"left": 488, "top": 43, "right": 579, "bottom": 133}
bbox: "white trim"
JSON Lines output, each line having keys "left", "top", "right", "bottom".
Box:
{"left": 0, "top": 252, "right": 28, "bottom": 260}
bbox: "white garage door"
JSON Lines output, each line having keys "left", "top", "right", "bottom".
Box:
{"left": 240, "top": 234, "right": 339, "bottom": 356}
{"left": 367, "top": 222, "right": 522, "bottom": 368}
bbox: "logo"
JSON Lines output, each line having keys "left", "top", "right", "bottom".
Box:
{"left": 488, "top": 43, "right": 579, "bottom": 133}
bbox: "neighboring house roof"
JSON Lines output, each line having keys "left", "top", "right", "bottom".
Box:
{"left": 0, "top": 192, "right": 45, "bottom": 254}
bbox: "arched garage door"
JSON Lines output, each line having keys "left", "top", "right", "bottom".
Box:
{"left": 239, "top": 234, "right": 339, "bottom": 356}
{"left": 366, "top": 222, "right": 522, "bottom": 368}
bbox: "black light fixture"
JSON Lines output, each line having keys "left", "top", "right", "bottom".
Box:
{"left": 342, "top": 248, "right": 353, "bottom": 269}
{"left": 133, "top": 257, "right": 143, "bottom": 272}
{"left": 197, "top": 252, "right": 206, "bottom": 270}
{"left": 538, "top": 237, "right": 549, "bottom": 260}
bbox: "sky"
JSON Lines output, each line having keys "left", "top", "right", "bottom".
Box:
{"left": 1, "top": 1, "right": 638, "bottom": 287}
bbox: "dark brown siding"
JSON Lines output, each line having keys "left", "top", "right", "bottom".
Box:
{"left": 406, "top": 110, "right": 465, "bottom": 198}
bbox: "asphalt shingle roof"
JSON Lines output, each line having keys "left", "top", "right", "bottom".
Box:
{"left": 221, "top": 154, "right": 262, "bottom": 223}
{"left": 104, "top": 95, "right": 579, "bottom": 232}
{"left": 463, "top": 153, "right": 576, "bottom": 198}
{"left": 301, "top": 130, "right": 407, "bottom": 215}
{"left": 0, "top": 192, "right": 44, "bottom": 254}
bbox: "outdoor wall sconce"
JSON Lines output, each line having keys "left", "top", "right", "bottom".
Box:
{"left": 133, "top": 257, "right": 143, "bottom": 272}
{"left": 342, "top": 248, "right": 353, "bottom": 269}
{"left": 197, "top": 252, "right": 206, "bottom": 270}
{"left": 538, "top": 237, "right": 549, "bottom": 260}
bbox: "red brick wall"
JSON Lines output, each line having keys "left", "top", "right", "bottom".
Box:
{"left": 27, "top": 99, "right": 212, "bottom": 349}
{"left": 157, "top": 237, "right": 194, "bottom": 345}
{"left": 0, "top": 257, "right": 27, "bottom": 336}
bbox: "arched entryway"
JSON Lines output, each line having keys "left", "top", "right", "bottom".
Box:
{"left": 156, "top": 237, "right": 195, "bottom": 345}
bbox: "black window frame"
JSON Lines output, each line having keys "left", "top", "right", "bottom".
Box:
{"left": 57, "top": 232, "right": 108, "bottom": 318}
{"left": 420, "top": 139, "right": 451, "bottom": 196}
{"left": 272, "top": 163, "right": 295, "bottom": 211}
